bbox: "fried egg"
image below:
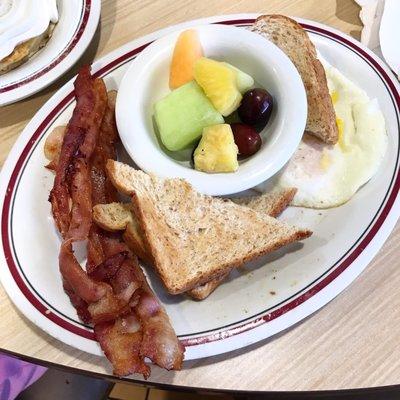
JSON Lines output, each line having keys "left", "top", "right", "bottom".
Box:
{"left": 273, "top": 61, "right": 388, "bottom": 208}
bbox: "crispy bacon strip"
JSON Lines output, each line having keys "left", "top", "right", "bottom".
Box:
{"left": 88, "top": 232, "right": 150, "bottom": 374}
{"left": 63, "top": 280, "right": 91, "bottom": 324}
{"left": 87, "top": 252, "right": 140, "bottom": 324}
{"left": 89, "top": 252, "right": 142, "bottom": 303}
{"left": 95, "top": 314, "right": 150, "bottom": 378}
{"left": 50, "top": 68, "right": 130, "bottom": 324}
{"left": 87, "top": 90, "right": 120, "bottom": 273}
{"left": 87, "top": 226, "right": 125, "bottom": 274}
{"left": 49, "top": 66, "right": 107, "bottom": 239}
{"left": 92, "top": 251, "right": 184, "bottom": 375}
{"left": 71, "top": 82, "right": 157, "bottom": 374}
{"left": 49, "top": 126, "right": 83, "bottom": 237}
{"left": 90, "top": 90, "right": 119, "bottom": 206}
{"left": 87, "top": 89, "right": 184, "bottom": 375}
{"left": 59, "top": 238, "right": 132, "bottom": 324}
{"left": 132, "top": 261, "right": 185, "bottom": 370}
{"left": 49, "top": 69, "right": 184, "bottom": 377}
{"left": 59, "top": 240, "right": 107, "bottom": 303}
{"left": 67, "top": 77, "right": 108, "bottom": 241}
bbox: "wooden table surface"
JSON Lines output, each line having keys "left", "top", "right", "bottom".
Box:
{"left": 1, "top": 0, "right": 400, "bottom": 393}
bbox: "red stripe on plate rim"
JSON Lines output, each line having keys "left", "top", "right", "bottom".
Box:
{"left": 1, "top": 19, "right": 399, "bottom": 346}
{"left": 0, "top": 0, "right": 92, "bottom": 94}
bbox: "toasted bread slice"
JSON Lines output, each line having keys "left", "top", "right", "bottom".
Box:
{"left": 93, "top": 188, "right": 297, "bottom": 299}
{"left": 93, "top": 201, "right": 224, "bottom": 298}
{"left": 105, "top": 160, "right": 311, "bottom": 294}
{"left": 250, "top": 15, "right": 338, "bottom": 144}
{"left": 187, "top": 188, "right": 297, "bottom": 299}
{"left": 231, "top": 188, "right": 297, "bottom": 216}
{"left": 93, "top": 202, "right": 151, "bottom": 264}
{"left": 187, "top": 274, "right": 228, "bottom": 300}
{"left": 93, "top": 202, "right": 134, "bottom": 232}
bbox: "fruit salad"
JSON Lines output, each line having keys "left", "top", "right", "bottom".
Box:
{"left": 153, "top": 29, "right": 274, "bottom": 173}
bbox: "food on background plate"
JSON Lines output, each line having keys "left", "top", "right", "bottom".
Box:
{"left": 169, "top": 29, "right": 203, "bottom": 89}
{"left": 274, "top": 61, "right": 388, "bottom": 208}
{"left": 44, "top": 66, "right": 184, "bottom": 377}
{"left": 154, "top": 30, "right": 275, "bottom": 173}
{"left": 250, "top": 15, "right": 338, "bottom": 145}
{"left": 0, "top": 0, "right": 58, "bottom": 75}
{"left": 193, "top": 124, "right": 239, "bottom": 173}
{"left": 93, "top": 187, "right": 298, "bottom": 300}
{"left": 105, "top": 160, "right": 312, "bottom": 294}
{"left": 154, "top": 81, "right": 224, "bottom": 151}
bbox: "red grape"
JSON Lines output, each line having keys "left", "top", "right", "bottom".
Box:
{"left": 238, "top": 88, "right": 273, "bottom": 130}
{"left": 231, "top": 123, "right": 262, "bottom": 157}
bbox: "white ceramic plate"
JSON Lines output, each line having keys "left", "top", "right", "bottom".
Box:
{"left": 0, "top": 0, "right": 101, "bottom": 106}
{"left": 116, "top": 24, "right": 307, "bottom": 196}
{"left": 0, "top": 14, "right": 399, "bottom": 365}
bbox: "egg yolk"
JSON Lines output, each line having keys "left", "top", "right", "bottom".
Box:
{"left": 330, "top": 90, "right": 339, "bottom": 105}
{"left": 336, "top": 117, "right": 346, "bottom": 151}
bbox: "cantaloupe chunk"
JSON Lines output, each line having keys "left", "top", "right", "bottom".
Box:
{"left": 169, "top": 29, "right": 204, "bottom": 89}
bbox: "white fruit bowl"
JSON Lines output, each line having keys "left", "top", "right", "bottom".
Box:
{"left": 116, "top": 24, "right": 307, "bottom": 196}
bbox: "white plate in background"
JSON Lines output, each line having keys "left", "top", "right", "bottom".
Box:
{"left": 0, "top": 0, "right": 101, "bottom": 106}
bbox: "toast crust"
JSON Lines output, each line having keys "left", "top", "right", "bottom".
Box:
{"left": 187, "top": 274, "right": 229, "bottom": 300}
{"left": 232, "top": 188, "right": 297, "bottom": 217}
{"left": 123, "top": 222, "right": 152, "bottom": 265}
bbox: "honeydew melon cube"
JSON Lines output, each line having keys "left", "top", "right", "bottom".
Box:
{"left": 222, "top": 62, "right": 255, "bottom": 93}
{"left": 154, "top": 81, "right": 224, "bottom": 151}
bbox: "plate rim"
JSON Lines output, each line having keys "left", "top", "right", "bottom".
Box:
{"left": 0, "top": 13, "right": 399, "bottom": 361}
{"left": 0, "top": 0, "right": 101, "bottom": 106}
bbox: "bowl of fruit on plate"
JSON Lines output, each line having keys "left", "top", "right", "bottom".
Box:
{"left": 116, "top": 24, "right": 307, "bottom": 195}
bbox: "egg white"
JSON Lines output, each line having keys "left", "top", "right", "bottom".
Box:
{"left": 271, "top": 61, "right": 388, "bottom": 209}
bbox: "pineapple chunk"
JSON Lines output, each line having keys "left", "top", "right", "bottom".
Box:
{"left": 194, "top": 124, "right": 239, "bottom": 173}
{"left": 194, "top": 58, "right": 242, "bottom": 117}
